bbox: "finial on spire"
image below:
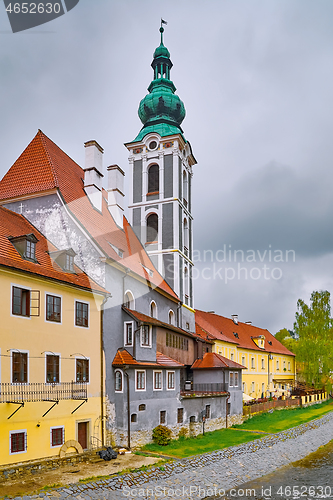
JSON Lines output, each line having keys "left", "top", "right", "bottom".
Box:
{"left": 160, "top": 18, "right": 167, "bottom": 44}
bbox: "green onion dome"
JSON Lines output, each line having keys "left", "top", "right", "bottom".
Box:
{"left": 134, "top": 26, "right": 186, "bottom": 141}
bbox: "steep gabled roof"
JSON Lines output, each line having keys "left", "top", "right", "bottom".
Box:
{"left": 195, "top": 310, "right": 295, "bottom": 356}
{"left": 123, "top": 307, "right": 213, "bottom": 343}
{"left": 112, "top": 349, "right": 183, "bottom": 368}
{"left": 0, "top": 206, "right": 107, "bottom": 294}
{"left": 0, "top": 130, "right": 177, "bottom": 300}
{"left": 191, "top": 352, "right": 246, "bottom": 370}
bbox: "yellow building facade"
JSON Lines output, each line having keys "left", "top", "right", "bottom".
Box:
{"left": 196, "top": 311, "right": 296, "bottom": 399}
{"left": 0, "top": 208, "right": 107, "bottom": 466}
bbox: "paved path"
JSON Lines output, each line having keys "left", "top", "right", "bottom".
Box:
{"left": 11, "top": 412, "right": 333, "bottom": 500}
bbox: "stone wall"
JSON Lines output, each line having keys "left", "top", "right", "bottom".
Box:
{"left": 0, "top": 451, "right": 99, "bottom": 483}
{"left": 116, "top": 413, "right": 244, "bottom": 449}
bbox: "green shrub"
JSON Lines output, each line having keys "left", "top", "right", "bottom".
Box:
{"left": 152, "top": 425, "right": 172, "bottom": 446}
{"left": 178, "top": 427, "right": 188, "bottom": 440}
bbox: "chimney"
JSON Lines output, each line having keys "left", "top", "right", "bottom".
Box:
{"left": 84, "top": 140, "right": 104, "bottom": 211}
{"left": 231, "top": 314, "right": 238, "bottom": 325}
{"left": 107, "top": 164, "right": 125, "bottom": 229}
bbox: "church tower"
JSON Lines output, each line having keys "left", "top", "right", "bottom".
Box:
{"left": 125, "top": 25, "right": 196, "bottom": 331}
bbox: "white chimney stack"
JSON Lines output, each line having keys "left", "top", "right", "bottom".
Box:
{"left": 84, "top": 140, "right": 104, "bottom": 212}
{"left": 107, "top": 164, "right": 125, "bottom": 229}
{"left": 231, "top": 314, "right": 238, "bottom": 324}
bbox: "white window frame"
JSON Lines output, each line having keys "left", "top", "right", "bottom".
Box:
{"left": 11, "top": 283, "right": 32, "bottom": 320}
{"left": 74, "top": 299, "right": 90, "bottom": 329}
{"left": 166, "top": 370, "right": 175, "bottom": 391}
{"left": 153, "top": 370, "right": 163, "bottom": 391}
{"left": 276, "top": 360, "right": 280, "bottom": 371}
{"left": 50, "top": 426, "right": 65, "bottom": 448}
{"left": 261, "top": 358, "right": 265, "bottom": 369}
{"left": 140, "top": 325, "right": 152, "bottom": 348}
{"left": 168, "top": 309, "right": 175, "bottom": 325}
{"left": 242, "top": 356, "right": 246, "bottom": 367}
{"left": 45, "top": 292, "right": 62, "bottom": 325}
{"left": 251, "top": 357, "right": 255, "bottom": 369}
{"left": 9, "top": 429, "right": 27, "bottom": 455}
{"left": 124, "top": 321, "right": 134, "bottom": 347}
{"left": 234, "top": 371, "right": 239, "bottom": 387}
{"left": 75, "top": 356, "right": 90, "bottom": 384}
{"left": 45, "top": 351, "right": 61, "bottom": 385}
{"left": 288, "top": 361, "right": 291, "bottom": 371}
{"left": 115, "top": 369, "right": 123, "bottom": 393}
{"left": 11, "top": 349, "right": 29, "bottom": 384}
{"left": 135, "top": 369, "right": 146, "bottom": 391}
{"left": 230, "top": 352, "right": 234, "bottom": 361}
{"left": 150, "top": 300, "right": 157, "bottom": 319}
{"left": 124, "top": 290, "right": 135, "bottom": 310}
{"left": 229, "top": 371, "right": 234, "bottom": 387}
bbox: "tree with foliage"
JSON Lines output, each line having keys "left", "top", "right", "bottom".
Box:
{"left": 293, "top": 290, "right": 333, "bottom": 390}
{"left": 275, "top": 328, "right": 297, "bottom": 353}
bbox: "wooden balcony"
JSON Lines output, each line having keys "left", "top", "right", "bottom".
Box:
{"left": 181, "top": 382, "right": 228, "bottom": 397}
{"left": 0, "top": 382, "right": 87, "bottom": 404}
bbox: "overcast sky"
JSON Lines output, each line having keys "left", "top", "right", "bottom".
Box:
{"left": 1, "top": 0, "right": 333, "bottom": 335}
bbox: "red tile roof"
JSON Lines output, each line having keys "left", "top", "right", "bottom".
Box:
{"left": 195, "top": 310, "right": 295, "bottom": 356}
{"left": 0, "top": 206, "right": 107, "bottom": 294}
{"left": 191, "top": 352, "right": 246, "bottom": 370}
{"left": 112, "top": 349, "right": 183, "bottom": 367}
{"left": 123, "top": 307, "right": 213, "bottom": 342}
{"left": 0, "top": 130, "right": 177, "bottom": 300}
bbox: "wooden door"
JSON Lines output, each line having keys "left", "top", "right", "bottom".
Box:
{"left": 77, "top": 422, "right": 88, "bottom": 450}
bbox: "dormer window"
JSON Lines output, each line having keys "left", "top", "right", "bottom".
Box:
{"left": 49, "top": 248, "right": 76, "bottom": 273}
{"left": 9, "top": 233, "right": 38, "bottom": 262}
{"left": 65, "top": 253, "right": 74, "bottom": 272}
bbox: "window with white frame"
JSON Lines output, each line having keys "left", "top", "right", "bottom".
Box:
{"left": 76, "top": 358, "right": 89, "bottom": 383}
{"left": 229, "top": 372, "right": 234, "bottom": 387}
{"left": 276, "top": 360, "right": 280, "bottom": 370}
{"left": 251, "top": 381, "right": 255, "bottom": 392}
{"left": 283, "top": 360, "right": 286, "bottom": 370}
{"left": 124, "top": 290, "right": 135, "bottom": 309}
{"left": 234, "top": 371, "right": 239, "bottom": 387}
{"left": 153, "top": 370, "right": 162, "bottom": 390}
{"left": 12, "top": 351, "right": 28, "bottom": 383}
{"left": 115, "top": 370, "right": 123, "bottom": 392}
{"left": 10, "top": 430, "right": 27, "bottom": 454}
{"left": 12, "top": 286, "right": 30, "bottom": 317}
{"left": 46, "top": 354, "right": 60, "bottom": 383}
{"left": 288, "top": 361, "right": 291, "bottom": 371}
{"left": 261, "top": 358, "right": 265, "bottom": 369}
{"left": 46, "top": 294, "right": 61, "bottom": 323}
{"left": 50, "top": 426, "right": 64, "bottom": 447}
{"left": 150, "top": 301, "right": 157, "bottom": 319}
{"left": 167, "top": 371, "right": 175, "bottom": 390}
{"left": 75, "top": 301, "right": 89, "bottom": 327}
{"left": 168, "top": 310, "right": 175, "bottom": 325}
{"left": 230, "top": 353, "right": 234, "bottom": 361}
{"left": 251, "top": 357, "right": 255, "bottom": 369}
{"left": 242, "top": 356, "right": 245, "bottom": 366}
{"left": 141, "top": 325, "right": 151, "bottom": 347}
{"left": 136, "top": 370, "right": 146, "bottom": 391}
{"left": 124, "top": 321, "right": 133, "bottom": 346}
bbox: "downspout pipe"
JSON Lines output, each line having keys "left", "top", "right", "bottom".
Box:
{"left": 124, "top": 370, "right": 131, "bottom": 449}
{"left": 100, "top": 294, "right": 111, "bottom": 448}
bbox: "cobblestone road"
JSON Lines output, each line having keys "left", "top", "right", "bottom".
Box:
{"left": 10, "top": 412, "right": 333, "bottom": 500}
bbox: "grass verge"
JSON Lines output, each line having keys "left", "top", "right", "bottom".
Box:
{"left": 142, "top": 400, "right": 333, "bottom": 459}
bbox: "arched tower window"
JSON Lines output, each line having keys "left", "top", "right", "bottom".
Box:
{"left": 183, "top": 171, "right": 188, "bottom": 207}
{"left": 183, "top": 218, "right": 189, "bottom": 257}
{"left": 124, "top": 290, "right": 135, "bottom": 309}
{"left": 148, "top": 164, "right": 159, "bottom": 194}
{"left": 169, "top": 310, "right": 175, "bottom": 325}
{"left": 150, "top": 301, "right": 157, "bottom": 319}
{"left": 146, "top": 213, "right": 158, "bottom": 243}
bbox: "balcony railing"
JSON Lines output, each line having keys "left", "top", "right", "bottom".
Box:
{"left": 0, "top": 382, "right": 87, "bottom": 403}
{"left": 181, "top": 383, "right": 228, "bottom": 396}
